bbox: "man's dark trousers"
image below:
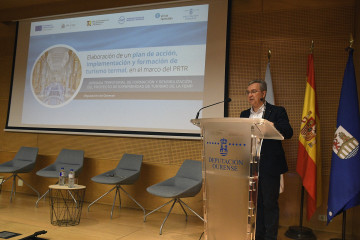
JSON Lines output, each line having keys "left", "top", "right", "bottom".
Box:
{"left": 255, "top": 173, "right": 280, "bottom": 240}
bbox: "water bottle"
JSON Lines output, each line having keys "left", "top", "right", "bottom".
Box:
{"left": 59, "top": 168, "right": 65, "bottom": 186}
{"left": 68, "top": 169, "right": 75, "bottom": 188}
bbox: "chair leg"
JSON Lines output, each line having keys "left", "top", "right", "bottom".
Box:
{"left": 177, "top": 198, "right": 188, "bottom": 221}
{"left": 117, "top": 186, "right": 121, "bottom": 210}
{"left": 36, "top": 189, "right": 50, "bottom": 207}
{"left": 17, "top": 175, "right": 40, "bottom": 199}
{"left": 0, "top": 175, "right": 16, "bottom": 202}
{"left": 87, "top": 186, "right": 117, "bottom": 212}
{"left": 0, "top": 174, "right": 39, "bottom": 203}
{"left": 178, "top": 199, "right": 204, "bottom": 222}
{"left": 144, "top": 198, "right": 204, "bottom": 235}
{"left": 67, "top": 189, "right": 79, "bottom": 208}
{"left": 119, "top": 186, "right": 146, "bottom": 216}
{"left": 159, "top": 198, "right": 178, "bottom": 235}
{"left": 10, "top": 175, "right": 16, "bottom": 202}
{"left": 144, "top": 198, "right": 175, "bottom": 222}
{"left": 89, "top": 185, "right": 145, "bottom": 219}
{"left": 0, "top": 175, "right": 13, "bottom": 186}
{"left": 110, "top": 187, "right": 120, "bottom": 219}
{"left": 36, "top": 180, "right": 60, "bottom": 207}
{"left": 0, "top": 175, "right": 13, "bottom": 200}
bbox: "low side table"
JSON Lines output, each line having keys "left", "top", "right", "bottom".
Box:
{"left": 49, "top": 184, "right": 86, "bottom": 226}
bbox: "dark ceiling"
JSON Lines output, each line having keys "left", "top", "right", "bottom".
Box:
{"left": 0, "top": 0, "right": 170, "bottom": 22}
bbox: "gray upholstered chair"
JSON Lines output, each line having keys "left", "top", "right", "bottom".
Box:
{"left": 87, "top": 153, "right": 145, "bottom": 218}
{"left": 144, "top": 159, "right": 204, "bottom": 235}
{"left": 0, "top": 147, "right": 39, "bottom": 202}
{"left": 35, "top": 148, "right": 84, "bottom": 207}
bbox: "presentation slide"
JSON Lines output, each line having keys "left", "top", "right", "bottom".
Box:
{"left": 7, "top": 1, "right": 229, "bottom": 138}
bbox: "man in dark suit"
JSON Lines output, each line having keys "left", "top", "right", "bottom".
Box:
{"left": 240, "top": 80, "right": 293, "bottom": 240}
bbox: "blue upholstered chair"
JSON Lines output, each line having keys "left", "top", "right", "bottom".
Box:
{"left": 35, "top": 149, "right": 84, "bottom": 207}
{"left": 144, "top": 159, "right": 204, "bottom": 235}
{"left": 0, "top": 147, "right": 39, "bottom": 202}
{"left": 87, "top": 153, "right": 145, "bottom": 218}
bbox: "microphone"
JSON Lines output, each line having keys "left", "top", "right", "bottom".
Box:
{"left": 195, "top": 98, "right": 232, "bottom": 119}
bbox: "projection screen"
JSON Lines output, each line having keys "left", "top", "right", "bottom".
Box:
{"left": 6, "top": 0, "right": 230, "bottom": 138}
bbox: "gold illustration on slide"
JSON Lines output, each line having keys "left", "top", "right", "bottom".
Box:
{"left": 31, "top": 46, "right": 82, "bottom": 107}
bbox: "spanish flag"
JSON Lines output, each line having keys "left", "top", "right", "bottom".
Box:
{"left": 296, "top": 53, "right": 322, "bottom": 220}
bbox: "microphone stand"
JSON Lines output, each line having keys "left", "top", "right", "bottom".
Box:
{"left": 196, "top": 99, "right": 231, "bottom": 119}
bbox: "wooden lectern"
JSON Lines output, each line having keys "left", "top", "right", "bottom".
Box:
{"left": 191, "top": 118, "right": 284, "bottom": 240}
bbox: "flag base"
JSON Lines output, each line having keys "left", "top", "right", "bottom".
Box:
{"left": 285, "top": 226, "right": 316, "bottom": 240}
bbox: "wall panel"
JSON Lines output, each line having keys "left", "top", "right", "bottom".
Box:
{"left": 228, "top": 6, "right": 354, "bottom": 175}
{"left": 0, "top": 0, "right": 359, "bottom": 236}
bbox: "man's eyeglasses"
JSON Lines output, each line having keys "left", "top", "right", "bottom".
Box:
{"left": 245, "top": 90, "right": 261, "bottom": 95}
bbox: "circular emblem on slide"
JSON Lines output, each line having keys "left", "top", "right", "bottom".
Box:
{"left": 30, "top": 45, "right": 83, "bottom": 108}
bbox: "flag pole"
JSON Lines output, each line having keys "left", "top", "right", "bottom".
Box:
{"left": 349, "top": 33, "right": 354, "bottom": 49}
{"left": 329, "top": 35, "right": 354, "bottom": 240}
{"left": 329, "top": 210, "right": 346, "bottom": 240}
{"left": 268, "top": 49, "right": 271, "bottom": 62}
{"left": 285, "top": 40, "right": 317, "bottom": 240}
{"left": 285, "top": 186, "right": 316, "bottom": 240}
{"left": 345, "top": 33, "right": 354, "bottom": 52}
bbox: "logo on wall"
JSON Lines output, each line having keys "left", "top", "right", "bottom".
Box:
{"left": 333, "top": 125, "right": 359, "bottom": 159}
{"left": 220, "top": 138, "right": 228, "bottom": 156}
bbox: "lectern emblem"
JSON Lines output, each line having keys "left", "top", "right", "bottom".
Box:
{"left": 220, "top": 138, "right": 228, "bottom": 156}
